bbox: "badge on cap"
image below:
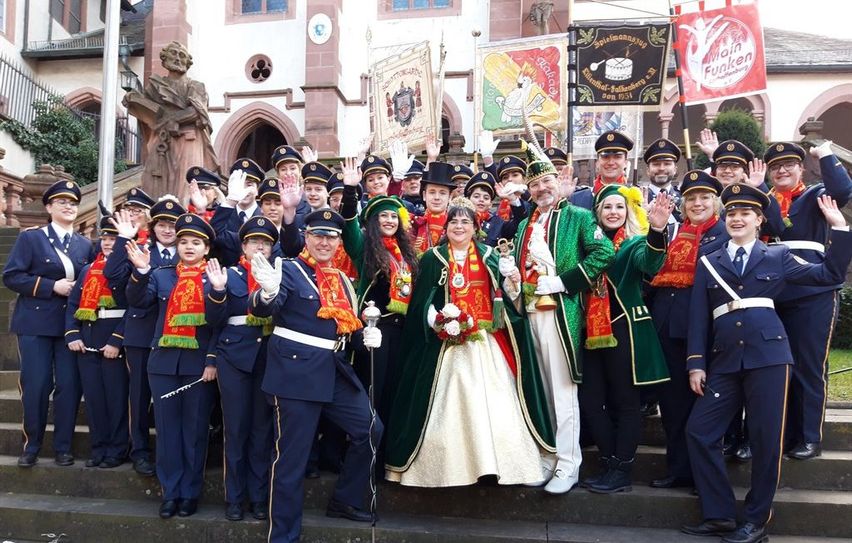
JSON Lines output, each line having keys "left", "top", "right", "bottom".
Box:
{"left": 310, "top": 164, "right": 317, "bottom": 171}
{"left": 193, "top": 168, "right": 200, "bottom": 175}
{"left": 548, "top": 149, "right": 554, "bottom": 155}
{"left": 166, "top": 202, "right": 174, "bottom": 209}
{"left": 66, "top": 181, "right": 74, "bottom": 188}
{"left": 131, "top": 188, "right": 137, "bottom": 195}
{"left": 732, "top": 185, "right": 741, "bottom": 194}
{"left": 726, "top": 143, "right": 735, "bottom": 151}
{"left": 503, "top": 157, "right": 510, "bottom": 163}
{"left": 185, "top": 216, "right": 193, "bottom": 222}
{"left": 776, "top": 143, "right": 784, "bottom": 151}
{"left": 268, "top": 180, "right": 275, "bottom": 187}
{"left": 607, "top": 134, "right": 615, "bottom": 142}
{"left": 690, "top": 172, "right": 699, "bottom": 181}
{"left": 659, "top": 141, "right": 666, "bottom": 148}
{"left": 257, "top": 218, "right": 265, "bottom": 226}
{"left": 336, "top": 173, "right": 344, "bottom": 180}
{"left": 323, "top": 211, "right": 332, "bottom": 220}
{"left": 242, "top": 160, "right": 249, "bottom": 167}
{"left": 368, "top": 156, "right": 375, "bottom": 163}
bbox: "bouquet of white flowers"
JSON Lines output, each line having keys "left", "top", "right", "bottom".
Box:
{"left": 432, "top": 303, "right": 479, "bottom": 346}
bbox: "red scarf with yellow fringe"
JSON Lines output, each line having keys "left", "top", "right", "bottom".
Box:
{"left": 413, "top": 211, "right": 446, "bottom": 254}
{"left": 239, "top": 256, "right": 273, "bottom": 335}
{"left": 332, "top": 245, "right": 358, "bottom": 281}
{"left": 585, "top": 228, "right": 625, "bottom": 349}
{"left": 770, "top": 181, "right": 806, "bottom": 220}
{"left": 298, "top": 249, "right": 363, "bottom": 335}
{"left": 650, "top": 216, "right": 718, "bottom": 288}
{"left": 593, "top": 174, "right": 627, "bottom": 194}
{"left": 381, "top": 236, "right": 411, "bottom": 314}
{"left": 74, "top": 253, "right": 115, "bottom": 321}
{"left": 159, "top": 261, "right": 207, "bottom": 349}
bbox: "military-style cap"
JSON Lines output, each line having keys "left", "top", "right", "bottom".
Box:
{"left": 680, "top": 170, "right": 723, "bottom": 197}
{"left": 186, "top": 166, "right": 222, "bottom": 187}
{"left": 360, "top": 195, "right": 407, "bottom": 224}
{"left": 595, "top": 131, "right": 634, "bottom": 155}
{"left": 271, "top": 145, "right": 304, "bottom": 168}
{"left": 150, "top": 199, "right": 186, "bottom": 222}
{"left": 712, "top": 140, "right": 755, "bottom": 167}
{"left": 301, "top": 162, "right": 334, "bottom": 186}
{"left": 644, "top": 138, "right": 682, "bottom": 164}
{"left": 238, "top": 215, "right": 279, "bottom": 244}
{"left": 43, "top": 180, "right": 81, "bottom": 205}
{"left": 464, "top": 171, "right": 496, "bottom": 199}
{"left": 405, "top": 159, "right": 425, "bottom": 178}
{"left": 175, "top": 213, "right": 216, "bottom": 240}
{"left": 257, "top": 177, "right": 281, "bottom": 201}
{"left": 545, "top": 147, "right": 569, "bottom": 167}
{"left": 230, "top": 158, "right": 265, "bottom": 184}
{"left": 496, "top": 155, "right": 527, "bottom": 180}
{"left": 451, "top": 164, "right": 474, "bottom": 183}
{"left": 124, "top": 187, "right": 155, "bottom": 210}
{"left": 327, "top": 175, "right": 363, "bottom": 200}
{"left": 421, "top": 162, "right": 457, "bottom": 189}
{"left": 721, "top": 183, "right": 770, "bottom": 213}
{"left": 99, "top": 216, "right": 118, "bottom": 236}
{"left": 304, "top": 208, "right": 344, "bottom": 237}
{"left": 360, "top": 155, "right": 392, "bottom": 180}
{"left": 763, "top": 142, "right": 806, "bottom": 167}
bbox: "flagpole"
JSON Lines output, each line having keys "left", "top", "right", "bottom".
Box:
{"left": 97, "top": 0, "right": 122, "bottom": 216}
{"left": 566, "top": 0, "right": 576, "bottom": 164}
{"left": 669, "top": 1, "right": 694, "bottom": 169}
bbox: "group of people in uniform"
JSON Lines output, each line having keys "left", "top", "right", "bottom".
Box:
{"left": 3, "top": 126, "right": 851, "bottom": 543}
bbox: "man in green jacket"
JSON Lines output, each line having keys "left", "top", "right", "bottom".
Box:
{"left": 500, "top": 142, "right": 615, "bottom": 494}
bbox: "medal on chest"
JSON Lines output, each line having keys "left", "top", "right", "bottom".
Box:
{"left": 451, "top": 271, "right": 466, "bottom": 289}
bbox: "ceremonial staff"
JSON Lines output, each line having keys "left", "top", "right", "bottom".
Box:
{"left": 361, "top": 300, "right": 382, "bottom": 543}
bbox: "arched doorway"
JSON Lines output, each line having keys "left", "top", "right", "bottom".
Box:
{"left": 213, "top": 101, "right": 301, "bottom": 171}
{"left": 817, "top": 102, "right": 852, "bottom": 151}
{"left": 237, "top": 122, "right": 286, "bottom": 170}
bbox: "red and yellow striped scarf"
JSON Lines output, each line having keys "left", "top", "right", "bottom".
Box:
{"left": 585, "top": 227, "right": 625, "bottom": 349}
{"left": 74, "top": 253, "right": 115, "bottom": 321}
{"left": 298, "top": 249, "right": 363, "bottom": 335}
{"left": 159, "top": 261, "right": 207, "bottom": 349}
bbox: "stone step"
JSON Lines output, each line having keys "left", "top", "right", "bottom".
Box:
{"left": 0, "top": 492, "right": 848, "bottom": 543}
{"left": 0, "top": 389, "right": 91, "bottom": 427}
{"left": 0, "top": 370, "right": 18, "bottom": 390}
{"left": 0, "top": 455, "right": 850, "bottom": 537}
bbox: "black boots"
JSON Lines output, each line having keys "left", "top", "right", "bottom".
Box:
{"left": 580, "top": 455, "right": 610, "bottom": 488}
{"left": 588, "top": 456, "right": 633, "bottom": 494}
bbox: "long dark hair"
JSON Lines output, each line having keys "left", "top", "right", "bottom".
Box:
{"left": 363, "top": 214, "right": 418, "bottom": 281}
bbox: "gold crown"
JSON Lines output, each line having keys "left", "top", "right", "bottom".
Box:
{"left": 607, "top": 134, "right": 615, "bottom": 142}
{"left": 690, "top": 172, "right": 699, "bottom": 181}
{"left": 449, "top": 196, "right": 476, "bottom": 211}
{"left": 731, "top": 185, "right": 741, "bottom": 194}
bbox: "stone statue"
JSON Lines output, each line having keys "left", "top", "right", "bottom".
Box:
{"left": 124, "top": 41, "right": 220, "bottom": 199}
{"left": 529, "top": 2, "right": 554, "bottom": 35}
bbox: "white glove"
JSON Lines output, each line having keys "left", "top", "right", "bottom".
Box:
{"left": 810, "top": 140, "right": 834, "bottom": 159}
{"left": 535, "top": 276, "right": 566, "bottom": 295}
{"left": 226, "top": 169, "right": 249, "bottom": 203}
{"left": 390, "top": 139, "right": 415, "bottom": 180}
{"left": 427, "top": 304, "right": 438, "bottom": 328}
{"left": 498, "top": 256, "right": 519, "bottom": 278}
{"left": 479, "top": 130, "right": 501, "bottom": 158}
{"left": 251, "top": 253, "right": 282, "bottom": 298}
{"left": 363, "top": 327, "right": 383, "bottom": 349}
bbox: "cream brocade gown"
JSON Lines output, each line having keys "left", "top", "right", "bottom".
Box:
{"left": 385, "top": 331, "right": 544, "bottom": 487}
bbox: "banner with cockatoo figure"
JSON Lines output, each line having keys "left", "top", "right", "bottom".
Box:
{"left": 474, "top": 35, "right": 568, "bottom": 139}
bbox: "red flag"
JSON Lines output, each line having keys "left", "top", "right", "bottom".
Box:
{"left": 675, "top": 1, "right": 766, "bottom": 105}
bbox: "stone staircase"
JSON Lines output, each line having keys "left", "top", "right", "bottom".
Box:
{"left": 0, "top": 369, "right": 849, "bottom": 542}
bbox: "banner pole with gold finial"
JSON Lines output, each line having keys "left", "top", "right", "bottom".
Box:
{"left": 566, "top": 0, "right": 576, "bottom": 165}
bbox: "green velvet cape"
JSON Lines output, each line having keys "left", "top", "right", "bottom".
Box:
{"left": 384, "top": 242, "right": 556, "bottom": 472}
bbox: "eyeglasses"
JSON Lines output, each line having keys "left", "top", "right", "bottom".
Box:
{"left": 768, "top": 160, "right": 800, "bottom": 173}
{"left": 245, "top": 238, "right": 273, "bottom": 249}
{"left": 715, "top": 163, "right": 743, "bottom": 172}
{"left": 123, "top": 206, "right": 145, "bottom": 215}
{"left": 447, "top": 219, "right": 474, "bottom": 226}
{"left": 51, "top": 199, "right": 79, "bottom": 208}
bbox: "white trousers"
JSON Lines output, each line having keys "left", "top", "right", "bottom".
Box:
{"left": 529, "top": 309, "right": 582, "bottom": 481}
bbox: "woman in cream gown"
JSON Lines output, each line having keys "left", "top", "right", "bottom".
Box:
{"left": 384, "top": 199, "right": 555, "bottom": 487}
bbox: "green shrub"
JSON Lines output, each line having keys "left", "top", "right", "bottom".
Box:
{"left": 694, "top": 108, "right": 766, "bottom": 170}
{"left": 833, "top": 286, "right": 852, "bottom": 349}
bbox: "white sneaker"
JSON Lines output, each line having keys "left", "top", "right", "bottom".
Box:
{"left": 543, "top": 468, "right": 578, "bottom": 495}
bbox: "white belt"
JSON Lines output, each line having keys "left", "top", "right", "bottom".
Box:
{"left": 712, "top": 297, "right": 775, "bottom": 319}
{"left": 227, "top": 316, "right": 248, "bottom": 326}
{"left": 273, "top": 326, "right": 345, "bottom": 351}
{"left": 775, "top": 240, "right": 825, "bottom": 253}
{"left": 97, "top": 309, "right": 126, "bottom": 319}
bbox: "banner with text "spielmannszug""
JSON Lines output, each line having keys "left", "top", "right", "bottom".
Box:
{"left": 675, "top": 0, "right": 767, "bottom": 105}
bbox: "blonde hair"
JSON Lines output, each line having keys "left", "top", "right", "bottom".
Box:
{"left": 595, "top": 188, "right": 648, "bottom": 238}
{"left": 679, "top": 191, "right": 723, "bottom": 220}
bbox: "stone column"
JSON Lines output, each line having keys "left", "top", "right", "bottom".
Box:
{"left": 144, "top": 0, "right": 191, "bottom": 80}
{"left": 491, "top": 0, "right": 524, "bottom": 40}
{"left": 302, "top": 0, "right": 343, "bottom": 156}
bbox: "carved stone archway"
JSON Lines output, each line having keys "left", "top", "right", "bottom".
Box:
{"left": 796, "top": 83, "right": 852, "bottom": 139}
{"left": 213, "top": 101, "right": 301, "bottom": 170}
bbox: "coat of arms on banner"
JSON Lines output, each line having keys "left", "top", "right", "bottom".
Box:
{"left": 372, "top": 42, "right": 437, "bottom": 155}
{"left": 574, "top": 23, "right": 670, "bottom": 109}
{"left": 675, "top": 1, "right": 767, "bottom": 105}
{"left": 475, "top": 35, "right": 568, "bottom": 137}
